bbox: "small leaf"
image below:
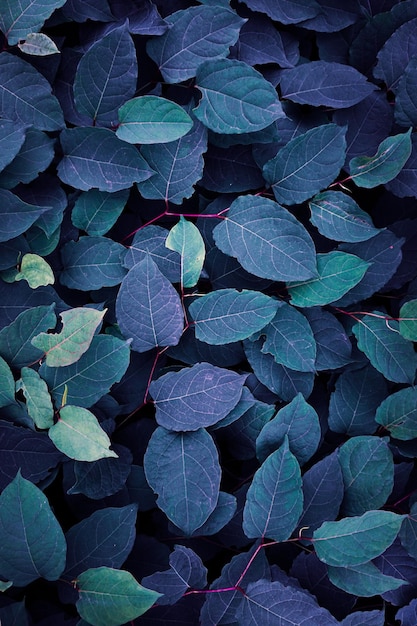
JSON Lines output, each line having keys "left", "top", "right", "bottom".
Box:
{"left": 165, "top": 217, "right": 205, "bottom": 287}
{"left": 18, "top": 32, "right": 60, "bottom": 56}
{"left": 117, "top": 96, "right": 193, "bottom": 144}
{"left": 31, "top": 307, "right": 106, "bottom": 367}
{"left": 375, "top": 386, "right": 417, "bottom": 441}
{"left": 399, "top": 299, "right": 417, "bottom": 340}
{"left": 71, "top": 189, "right": 129, "bottom": 237}
{"left": 18, "top": 367, "right": 54, "bottom": 429}
{"left": 76, "top": 567, "right": 161, "bottom": 626}
{"left": 49, "top": 405, "right": 117, "bottom": 461}
{"left": 328, "top": 562, "right": 406, "bottom": 597}
{"left": 350, "top": 129, "right": 412, "bottom": 188}
{"left": 0, "top": 0, "right": 66, "bottom": 45}
{"left": 15, "top": 253, "right": 54, "bottom": 289}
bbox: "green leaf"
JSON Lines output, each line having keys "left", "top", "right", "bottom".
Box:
{"left": 350, "top": 129, "right": 412, "bottom": 188}
{"left": 243, "top": 437, "right": 303, "bottom": 541}
{"left": 314, "top": 510, "right": 405, "bottom": 567}
{"left": 165, "top": 217, "right": 205, "bottom": 288}
{"left": 49, "top": 405, "right": 117, "bottom": 461}
{"left": 263, "top": 124, "right": 346, "bottom": 205}
{"left": 352, "top": 313, "right": 417, "bottom": 384}
{"left": 31, "top": 307, "right": 106, "bottom": 367}
{"left": 117, "top": 96, "right": 193, "bottom": 144}
{"left": 0, "top": 0, "right": 66, "bottom": 45}
{"left": 76, "top": 567, "right": 161, "bottom": 626}
{"left": 327, "top": 562, "right": 407, "bottom": 597}
{"left": 189, "top": 289, "right": 280, "bottom": 344}
{"left": 287, "top": 252, "right": 370, "bottom": 307}
{"left": 0, "top": 471, "right": 66, "bottom": 585}
{"left": 0, "top": 355, "right": 15, "bottom": 408}
{"left": 194, "top": 58, "right": 284, "bottom": 133}
{"left": 15, "top": 253, "right": 54, "bottom": 289}
{"left": 375, "top": 386, "right": 417, "bottom": 440}
{"left": 18, "top": 32, "right": 60, "bottom": 56}
{"left": 71, "top": 189, "right": 129, "bottom": 237}
{"left": 399, "top": 299, "right": 417, "bottom": 340}
{"left": 18, "top": 367, "right": 54, "bottom": 429}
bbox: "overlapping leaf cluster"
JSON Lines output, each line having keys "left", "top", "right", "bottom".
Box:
{"left": 1, "top": 0, "right": 417, "bottom": 624}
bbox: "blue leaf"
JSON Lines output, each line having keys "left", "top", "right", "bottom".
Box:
{"left": 340, "top": 610, "right": 385, "bottom": 626}
{"left": 386, "top": 134, "right": 417, "bottom": 198}
{"left": 0, "top": 119, "right": 26, "bottom": 173}
{"left": 168, "top": 325, "right": 245, "bottom": 368}
{"left": 374, "top": 17, "right": 417, "bottom": 91}
{"left": 0, "top": 189, "right": 51, "bottom": 242}
{"left": 238, "top": 0, "right": 321, "bottom": 24}
{"left": 303, "top": 308, "right": 352, "bottom": 371}
{"left": 216, "top": 399, "right": 274, "bottom": 460}
{"left": 0, "top": 128, "right": 55, "bottom": 189}
{"left": 397, "top": 599, "right": 417, "bottom": 626}
{"left": 395, "top": 57, "right": 417, "bottom": 127}
{"left": 192, "top": 491, "right": 237, "bottom": 536}
{"left": 299, "top": 0, "right": 362, "bottom": 32}
{"left": 62, "top": 0, "right": 113, "bottom": 22}
{"left": 234, "top": 13, "right": 299, "bottom": 67}
{"left": 375, "top": 538, "right": 417, "bottom": 606}
{"left": 124, "top": 225, "right": 181, "bottom": 283}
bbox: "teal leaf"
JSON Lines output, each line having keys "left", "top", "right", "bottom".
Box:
{"left": 189, "top": 289, "right": 280, "bottom": 345}
{"left": 375, "top": 386, "right": 417, "bottom": 440}
{"left": 40, "top": 335, "right": 130, "bottom": 408}
{"left": 49, "top": 405, "right": 117, "bottom": 461}
{"left": 352, "top": 313, "right": 417, "bottom": 384}
{"left": 350, "top": 129, "right": 412, "bottom": 188}
{"left": 0, "top": 128, "right": 54, "bottom": 189}
{"left": 116, "top": 254, "right": 183, "bottom": 353}
{"left": 18, "top": 32, "right": 60, "bottom": 56}
{"left": 60, "top": 237, "right": 127, "bottom": 290}
{"left": 165, "top": 217, "right": 205, "bottom": 287}
{"left": 327, "top": 562, "right": 406, "bottom": 597}
{"left": 261, "top": 302, "right": 316, "bottom": 372}
{"left": 309, "top": 191, "right": 381, "bottom": 243}
{"left": 0, "top": 0, "right": 66, "bottom": 45}
{"left": 0, "top": 53, "right": 64, "bottom": 130}
{"left": 263, "top": 124, "right": 346, "bottom": 205}
{"left": 288, "top": 251, "right": 370, "bottom": 307}
{"left": 74, "top": 22, "right": 137, "bottom": 125}
{"left": 338, "top": 436, "right": 394, "bottom": 516}
{"left": 58, "top": 127, "right": 154, "bottom": 192}
{"left": 71, "top": 189, "right": 129, "bottom": 237}
{"left": 117, "top": 96, "right": 193, "bottom": 144}
{"left": 149, "top": 362, "right": 245, "bottom": 431}
{"left": 124, "top": 225, "right": 181, "bottom": 282}
{"left": 256, "top": 393, "right": 320, "bottom": 466}
{"left": 144, "top": 427, "right": 221, "bottom": 535}
{"left": 146, "top": 5, "right": 245, "bottom": 83}
{"left": 213, "top": 195, "right": 317, "bottom": 282}
{"left": 399, "top": 502, "right": 417, "bottom": 560}
{"left": 0, "top": 119, "right": 26, "bottom": 172}
{"left": 76, "top": 567, "right": 161, "bottom": 626}
{"left": 194, "top": 58, "right": 284, "bottom": 134}
{"left": 399, "top": 299, "right": 417, "bottom": 341}
{"left": 0, "top": 355, "right": 15, "bottom": 408}
{"left": 0, "top": 472, "right": 66, "bottom": 586}
{"left": 0, "top": 189, "right": 51, "bottom": 242}
{"left": 18, "top": 367, "right": 54, "bottom": 429}
{"left": 314, "top": 510, "right": 405, "bottom": 567}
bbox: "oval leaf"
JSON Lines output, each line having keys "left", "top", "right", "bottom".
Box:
{"left": 399, "top": 299, "right": 417, "bottom": 341}
{"left": 165, "top": 216, "right": 205, "bottom": 288}
{"left": 18, "top": 32, "right": 60, "bottom": 56}
{"left": 328, "top": 562, "right": 406, "bottom": 597}
{"left": 18, "top": 367, "right": 54, "bottom": 429}
{"left": 375, "top": 386, "right": 417, "bottom": 440}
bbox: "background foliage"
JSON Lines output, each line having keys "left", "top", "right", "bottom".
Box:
{"left": 1, "top": 0, "right": 417, "bottom": 624}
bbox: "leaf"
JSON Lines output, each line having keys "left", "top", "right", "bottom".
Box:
{"left": 58, "top": 127, "right": 154, "bottom": 192}
{"left": 60, "top": 237, "right": 127, "bottom": 290}
{"left": 352, "top": 313, "right": 417, "bottom": 384}
{"left": 0, "top": 189, "right": 51, "bottom": 242}
{"left": 399, "top": 299, "right": 417, "bottom": 340}
{"left": 116, "top": 96, "right": 193, "bottom": 144}
{"left": 144, "top": 427, "right": 221, "bottom": 535}
{"left": 314, "top": 510, "right": 405, "bottom": 567}
{"left": 0, "top": 0, "right": 66, "bottom": 44}
{"left": 0, "top": 119, "right": 26, "bottom": 172}
{"left": 32, "top": 307, "right": 106, "bottom": 367}
{"left": 288, "top": 251, "right": 370, "bottom": 307}
{"left": 49, "top": 405, "right": 117, "bottom": 461}
{"left": 73, "top": 22, "right": 137, "bottom": 125}
{"left": 189, "top": 289, "right": 280, "bottom": 345}
{"left": 194, "top": 58, "right": 284, "bottom": 134}
{"left": 146, "top": 5, "right": 245, "bottom": 83}
{"left": 243, "top": 437, "right": 303, "bottom": 541}
{"left": 395, "top": 57, "right": 417, "bottom": 128}
{"left": 280, "top": 61, "right": 375, "bottom": 108}
{"left": 124, "top": 225, "right": 181, "bottom": 282}
{"left": 0, "top": 471, "right": 66, "bottom": 586}
{"left": 165, "top": 217, "right": 205, "bottom": 287}
{"left": 116, "top": 254, "right": 183, "bottom": 353}
{"left": 18, "top": 367, "right": 54, "bottom": 429}
{"left": 303, "top": 307, "right": 352, "bottom": 371}
{"left": 328, "top": 561, "right": 406, "bottom": 597}
{"left": 18, "top": 32, "right": 60, "bottom": 56}
{"left": 397, "top": 598, "right": 417, "bottom": 626}
{"left": 0, "top": 355, "right": 15, "bottom": 408}
{"left": 76, "top": 567, "right": 161, "bottom": 626}
{"left": 149, "top": 362, "right": 245, "bottom": 431}
{"left": 71, "top": 189, "right": 129, "bottom": 237}
{"left": 238, "top": 0, "right": 321, "bottom": 24}
{"left": 263, "top": 123, "right": 347, "bottom": 205}
{"left": 350, "top": 129, "right": 412, "bottom": 188}
{"left": 15, "top": 253, "right": 54, "bottom": 289}
{"left": 399, "top": 502, "right": 417, "bottom": 561}
{"left": 192, "top": 491, "right": 236, "bottom": 536}
{"left": 374, "top": 17, "right": 417, "bottom": 91}
{"left": 0, "top": 52, "right": 64, "bottom": 130}
{"left": 309, "top": 191, "right": 381, "bottom": 243}
{"left": 68, "top": 444, "right": 132, "bottom": 499}
{"left": 340, "top": 610, "right": 385, "bottom": 626}
{"left": 375, "top": 386, "right": 417, "bottom": 441}
{"left": 236, "top": 13, "right": 299, "bottom": 67}
{"left": 213, "top": 195, "right": 317, "bottom": 282}
{"left": 218, "top": 398, "right": 274, "bottom": 460}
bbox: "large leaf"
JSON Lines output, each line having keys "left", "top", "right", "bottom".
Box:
{"left": 68, "top": 444, "right": 132, "bottom": 500}
{"left": 0, "top": 128, "right": 55, "bottom": 189}
{"left": 149, "top": 362, "right": 245, "bottom": 431}
{"left": 189, "top": 289, "right": 280, "bottom": 345}
{"left": 243, "top": 437, "right": 303, "bottom": 541}
{"left": 0, "top": 471, "right": 66, "bottom": 586}
{"left": 0, "top": 0, "right": 66, "bottom": 45}
{"left": 395, "top": 57, "right": 417, "bottom": 128}
{"left": 213, "top": 195, "right": 317, "bottom": 282}
{"left": 194, "top": 58, "right": 284, "bottom": 134}
{"left": 374, "top": 17, "right": 417, "bottom": 91}
{"left": 375, "top": 386, "right": 417, "bottom": 440}
{"left": 238, "top": 0, "right": 321, "bottom": 24}
{"left": 71, "top": 189, "right": 129, "bottom": 237}
{"left": 144, "top": 427, "right": 221, "bottom": 536}
{"left": 146, "top": 5, "right": 245, "bottom": 83}
{"left": 165, "top": 217, "right": 205, "bottom": 287}
{"left": 303, "top": 307, "right": 352, "bottom": 371}
{"left": 58, "top": 127, "right": 154, "bottom": 192}
{"left": 328, "top": 561, "right": 407, "bottom": 597}
{"left": 60, "top": 237, "right": 127, "bottom": 290}
{"left": 116, "top": 254, "right": 183, "bottom": 353}
{"left": 124, "top": 225, "right": 181, "bottom": 282}
{"left": 0, "top": 189, "right": 51, "bottom": 242}
{"left": 0, "top": 119, "right": 26, "bottom": 172}
{"left": 263, "top": 124, "right": 346, "bottom": 205}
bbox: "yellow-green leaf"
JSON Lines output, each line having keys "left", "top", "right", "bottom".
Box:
{"left": 15, "top": 253, "right": 54, "bottom": 288}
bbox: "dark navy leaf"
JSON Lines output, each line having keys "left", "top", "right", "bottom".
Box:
{"left": 71, "top": 189, "right": 129, "bottom": 237}
{"left": 124, "top": 225, "right": 181, "bottom": 282}
{"left": 299, "top": 0, "right": 361, "bottom": 32}
{"left": 263, "top": 124, "right": 346, "bottom": 205}
{"left": 0, "top": 128, "right": 55, "bottom": 189}
{"left": 375, "top": 386, "right": 417, "bottom": 441}
{"left": 216, "top": 398, "right": 274, "bottom": 460}
{"left": 116, "top": 254, "right": 183, "bottom": 352}
{"left": 67, "top": 445, "right": 133, "bottom": 499}
{"left": 350, "top": 130, "right": 412, "bottom": 188}
{"left": 373, "top": 539, "right": 417, "bottom": 606}
{"left": 303, "top": 308, "right": 352, "bottom": 371}
{"left": 150, "top": 362, "right": 245, "bottom": 431}
{"left": 395, "top": 58, "right": 417, "bottom": 128}
{"left": 238, "top": 0, "right": 321, "bottom": 24}
{"left": 0, "top": 119, "right": 26, "bottom": 172}
{"left": 340, "top": 610, "right": 385, "bottom": 626}
{"left": 62, "top": 0, "right": 113, "bottom": 22}
{"left": 386, "top": 134, "right": 417, "bottom": 198}
{"left": 205, "top": 246, "right": 273, "bottom": 292}
{"left": 200, "top": 144, "right": 264, "bottom": 193}
{"left": 374, "top": 17, "right": 417, "bottom": 91}
{"left": 234, "top": 13, "right": 299, "bottom": 67}
{"left": 192, "top": 491, "right": 237, "bottom": 536}
{"left": 144, "top": 426, "right": 221, "bottom": 536}
{"left": 109, "top": 0, "right": 168, "bottom": 35}
{"left": 280, "top": 61, "right": 375, "bottom": 108}
{"left": 168, "top": 324, "right": 244, "bottom": 368}
{"left": 0, "top": 189, "right": 51, "bottom": 242}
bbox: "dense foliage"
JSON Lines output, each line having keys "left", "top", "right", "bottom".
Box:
{"left": 1, "top": 0, "right": 417, "bottom": 624}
